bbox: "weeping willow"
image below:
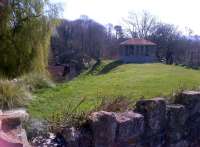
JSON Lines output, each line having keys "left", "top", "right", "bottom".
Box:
{"left": 0, "top": 0, "right": 60, "bottom": 78}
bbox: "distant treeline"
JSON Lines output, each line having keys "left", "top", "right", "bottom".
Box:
{"left": 51, "top": 12, "right": 200, "bottom": 71}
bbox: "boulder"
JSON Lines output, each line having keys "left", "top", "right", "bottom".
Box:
{"left": 62, "top": 127, "right": 79, "bottom": 147}
{"left": 175, "top": 91, "right": 200, "bottom": 115}
{"left": 78, "top": 124, "right": 93, "bottom": 147}
{"left": 169, "top": 140, "right": 189, "bottom": 147}
{"left": 166, "top": 104, "right": 187, "bottom": 144}
{"left": 25, "top": 118, "right": 49, "bottom": 140}
{"left": 135, "top": 98, "right": 166, "bottom": 147}
{"left": 135, "top": 98, "right": 166, "bottom": 135}
{"left": 0, "top": 109, "right": 30, "bottom": 147}
{"left": 89, "top": 111, "right": 117, "bottom": 147}
{"left": 115, "top": 111, "right": 144, "bottom": 146}
{"left": 175, "top": 91, "right": 200, "bottom": 141}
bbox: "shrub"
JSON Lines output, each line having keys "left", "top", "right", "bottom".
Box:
{"left": 47, "top": 96, "right": 134, "bottom": 133}
{"left": 94, "top": 96, "right": 134, "bottom": 112}
{"left": 47, "top": 98, "right": 88, "bottom": 133}
{"left": 0, "top": 79, "right": 31, "bottom": 110}
{"left": 20, "top": 73, "right": 55, "bottom": 91}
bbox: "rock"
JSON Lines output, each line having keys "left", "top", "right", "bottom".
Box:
{"left": 32, "top": 133, "right": 59, "bottom": 147}
{"left": 89, "top": 111, "right": 117, "bottom": 147}
{"left": 1, "top": 109, "right": 28, "bottom": 132}
{"left": 166, "top": 104, "right": 187, "bottom": 143}
{"left": 54, "top": 132, "right": 67, "bottom": 147}
{"left": 135, "top": 98, "right": 166, "bottom": 147}
{"left": 0, "top": 138, "right": 23, "bottom": 147}
{"left": 135, "top": 98, "right": 166, "bottom": 135}
{"left": 79, "top": 124, "right": 93, "bottom": 147}
{"left": 175, "top": 91, "right": 200, "bottom": 141}
{"left": 62, "top": 127, "right": 79, "bottom": 147}
{"left": 175, "top": 91, "right": 200, "bottom": 115}
{"left": 167, "top": 104, "right": 187, "bottom": 129}
{"left": 24, "top": 118, "right": 49, "bottom": 140}
{"left": 0, "top": 109, "right": 31, "bottom": 147}
{"left": 115, "top": 111, "right": 144, "bottom": 146}
{"left": 1, "top": 117, "right": 21, "bottom": 132}
{"left": 169, "top": 140, "right": 189, "bottom": 147}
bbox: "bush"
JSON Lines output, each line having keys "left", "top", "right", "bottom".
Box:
{"left": 20, "top": 73, "right": 55, "bottom": 91}
{"left": 0, "top": 79, "right": 31, "bottom": 110}
{"left": 94, "top": 96, "right": 134, "bottom": 112}
{"left": 47, "top": 96, "right": 134, "bottom": 133}
{"left": 47, "top": 98, "right": 88, "bottom": 133}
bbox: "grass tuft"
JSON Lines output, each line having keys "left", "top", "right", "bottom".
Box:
{"left": 0, "top": 79, "right": 31, "bottom": 110}
{"left": 20, "top": 73, "right": 55, "bottom": 91}
{"left": 46, "top": 96, "right": 134, "bottom": 133}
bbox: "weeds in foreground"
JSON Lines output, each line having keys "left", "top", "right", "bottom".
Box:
{"left": 0, "top": 79, "right": 31, "bottom": 110}
{"left": 168, "top": 83, "right": 199, "bottom": 103}
{"left": 20, "top": 73, "right": 55, "bottom": 91}
{"left": 47, "top": 96, "right": 134, "bottom": 133}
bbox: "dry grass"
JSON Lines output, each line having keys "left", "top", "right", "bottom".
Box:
{"left": 20, "top": 73, "right": 55, "bottom": 91}
{"left": 0, "top": 79, "right": 31, "bottom": 110}
{"left": 46, "top": 96, "right": 134, "bottom": 133}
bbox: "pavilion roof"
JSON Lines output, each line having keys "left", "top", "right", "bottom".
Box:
{"left": 120, "top": 38, "right": 156, "bottom": 46}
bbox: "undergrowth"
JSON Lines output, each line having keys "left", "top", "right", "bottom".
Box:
{"left": 47, "top": 96, "right": 133, "bottom": 133}
{"left": 0, "top": 79, "right": 31, "bottom": 110}
{"left": 20, "top": 73, "right": 55, "bottom": 91}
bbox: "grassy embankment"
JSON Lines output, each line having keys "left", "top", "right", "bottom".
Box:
{"left": 28, "top": 61, "right": 200, "bottom": 118}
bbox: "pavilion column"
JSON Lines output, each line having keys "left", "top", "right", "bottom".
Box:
{"left": 124, "top": 47, "right": 126, "bottom": 56}
{"left": 142, "top": 46, "right": 145, "bottom": 55}
{"left": 146, "top": 46, "right": 148, "bottom": 56}
{"left": 138, "top": 45, "right": 141, "bottom": 55}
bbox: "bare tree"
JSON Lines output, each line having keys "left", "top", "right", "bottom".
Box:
{"left": 124, "top": 11, "right": 157, "bottom": 39}
{"left": 114, "top": 25, "right": 124, "bottom": 39}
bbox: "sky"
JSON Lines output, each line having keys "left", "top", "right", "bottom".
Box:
{"left": 53, "top": 0, "right": 200, "bottom": 35}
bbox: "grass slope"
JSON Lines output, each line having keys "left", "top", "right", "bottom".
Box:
{"left": 28, "top": 62, "right": 200, "bottom": 118}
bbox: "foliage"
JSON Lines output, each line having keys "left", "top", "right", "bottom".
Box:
{"left": 28, "top": 62, "right": 200, "bottom": 119}
{"left": 20, "top": 73, "right": 55, "bottom": 91}
{"left": 46, "top": 98, "right": 88, "bottom": 132}
{"left": 0, "top": 79, "right": 31, "bottom": 110}
{"left": 86, "top": 60, "right": 112, "bottom": 75}
{"left": 150, "top": 23, "right": 182, "bottom": 63}
{"left": 94, "top": 96, "right": 134, "bottom": 112}
{"left": 51, "top": 16, "right": 118, "bottom": 71}
{"left": 47, "top": 96, "right": 133, "bottom": 132}
{"left": 0, "top": 0, "right": 60, "bottom": 78}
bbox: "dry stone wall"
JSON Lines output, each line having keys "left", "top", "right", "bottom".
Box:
{"left": 0, "top": 109, "right": 30, "bottom": 147}
{"left": 59, "top": 91, "right": 200, "bottom": 147}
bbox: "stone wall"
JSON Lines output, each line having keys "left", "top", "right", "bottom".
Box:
{"left": 58, "top": 91, "right": 200, "bottom": 147}
{"left": 0, "top": 109, "right": 30, "bottom": 147}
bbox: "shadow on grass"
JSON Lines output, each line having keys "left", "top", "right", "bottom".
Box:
{"left": 99, "top": 60, "right": 123, "bottom": 75}
{"left": 86, "top": 60, "right": 123, "bottom": 75}
{"left": 86, "top": 59, "right": 101, "bottom": 75}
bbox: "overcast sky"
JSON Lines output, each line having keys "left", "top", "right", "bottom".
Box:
{"left": 53, "top": 0, "right": 200, "bottom": 34}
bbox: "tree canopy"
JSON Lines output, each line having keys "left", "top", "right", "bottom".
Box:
{"left": 0, "top": 0, "right": 60, "bottom": 77}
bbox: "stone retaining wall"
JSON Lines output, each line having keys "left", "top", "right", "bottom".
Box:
{"left": 0, "top": 109, "right": 30, "bottom": 147}
{"left": 60, "top": 91, "right": 200, "bottom": 147}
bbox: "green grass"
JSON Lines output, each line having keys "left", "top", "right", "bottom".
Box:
{"left": 28, "top": 62, "right": 200, "bottom": 119}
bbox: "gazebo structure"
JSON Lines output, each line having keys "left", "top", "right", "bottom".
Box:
{"left": 119, "top": 38, "right": 157, "bottom": 63}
